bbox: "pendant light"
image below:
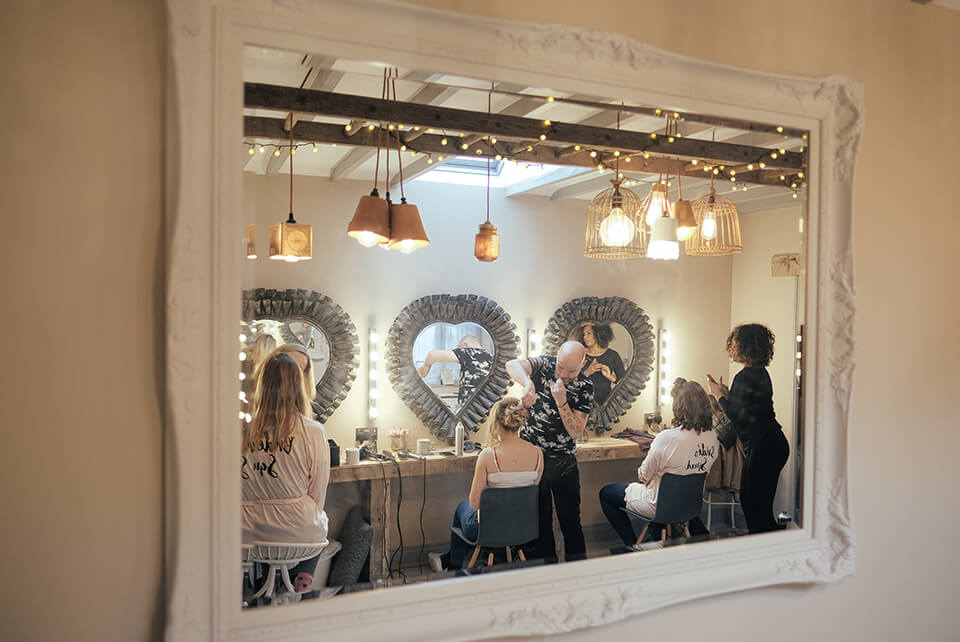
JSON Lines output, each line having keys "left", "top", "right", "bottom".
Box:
{"left": 641, "top": 180, "right": 670, "bottom": 227}
{"left": 646, "top": 161, "right": 679, "bottom": 260}
{"left": 686, "top": 130, "right": 742, "bottom": 256}
{"left": 385, "top": 68, "right": 429, "bottom": 254}
{"left": 475, "top": 84, "right": 500, "bottom": 262}
{"left": 346, "top": 69, "right": 390, "bottom": 248}
{"left": 269, "top": 125, "right": 312, "bottom": 262}
{"left": 584, "top": 109, "right": 646, "bottom": 259}
{"left": 673, "top": 170, "right": 697, "bottom": 242}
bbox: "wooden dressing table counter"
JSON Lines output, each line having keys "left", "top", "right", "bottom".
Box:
{"left": 329, "top": 436, "right": 649, "bottom": 582}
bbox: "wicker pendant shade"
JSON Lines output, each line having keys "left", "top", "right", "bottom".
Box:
{"left": 686, "top": 187, "right": 743, "bottom": 256}
{"left": 584, "top": 182, "right": 647, "bottom": 259}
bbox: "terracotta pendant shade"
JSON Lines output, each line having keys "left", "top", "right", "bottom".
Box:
{"left": 347, "top": 189, "right": 391, "bottom": 248}
{"left": 246, "top": 224, "right": 257, "bottom": 259}
{"left": 646, "top": 215, "right": 679, "bottom": 260}
{"left": 686, "top": 187, "right": 743, "bottom": 256}
{"left": 269, "top": 214, "right": 313, "bottom": 262}
{"left": 672, "top": 199, "right": 697, "bottom": 241}
{"left": 474, "top": 221, "right": 500, "bottom": 262}
{"left": 386, "top": 198, "right": 429, "bottom": 253}
{"left": 584, "top": 182, "right": 647, "bottom": 259}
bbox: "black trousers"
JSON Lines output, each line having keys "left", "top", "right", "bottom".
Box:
{"left": 741, "top": 429, "right": 790, "bottom": 533}
{"left": 536, "top": 455, "right": 586, "bottom": 562}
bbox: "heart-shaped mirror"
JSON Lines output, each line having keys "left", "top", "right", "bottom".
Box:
{"left": 242, "top": 288, "right": 359, "bottom": 422}
{"left": 386, "top": 294, "right": 519, "bottom": 441}
{"left": 542, "top": 296, "right": 654, "bottom": 432}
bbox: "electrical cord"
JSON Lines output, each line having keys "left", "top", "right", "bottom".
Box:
{"left": 417, "top": 456, "right": 426, "bottom": 576}
{"left": 378, "top": 461, "right": 390, "bottom": 580}
{"left": 388, "top": 458, "right": 406, "bottom": 584}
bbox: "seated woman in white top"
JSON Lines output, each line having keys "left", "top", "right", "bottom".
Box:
{"left": 599, "top": 378, "right": 719, "bottom": 552}
{"left": 428, "top": 397, "right": 543, "bottom": 571}
{"left": 242, "top": 352, "right": 330, "bottom": 592}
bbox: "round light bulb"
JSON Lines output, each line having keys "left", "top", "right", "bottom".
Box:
{"left": 400, "top": 239, "right": 416, "bottom": 253}
{"left": 701, "top": 211, "right": 717, "bottom": 240}
{"left": 357, "top": 231, "right": 380, "bottom": 248}
{"left": 599, "top": 207, "right": 637, "bottom": 247}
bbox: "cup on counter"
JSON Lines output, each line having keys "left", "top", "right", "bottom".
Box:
{"left": 345, "top": 447, "right": 361, "bottom": 465}
{"left": 416, "top": 438, "right": 431, "bottom": 456}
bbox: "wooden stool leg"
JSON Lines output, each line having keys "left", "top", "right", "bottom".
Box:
{"left": 506, "top": 547, "right": 513, "bottom": 563}
{"left": 487, "top": 552, "right": 494, "bottom": 567}
{"left": 517, "top": 549, "right": 526, "bottom": 561}
{"left": 467, "top": 546, "right": 481, "bottom": 569}
{"left": 635, "top": 522, "right": 650, "bottom": 547}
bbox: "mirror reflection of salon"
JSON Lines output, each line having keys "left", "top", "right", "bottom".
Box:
{"left": 569, "top": 322, "right": 633, "bottom": 405}
{"left": 414, "top": 322, "right": 494, "bottom": 411}
{"left": 240, "top": 319, "right": 332, "bottom": 402}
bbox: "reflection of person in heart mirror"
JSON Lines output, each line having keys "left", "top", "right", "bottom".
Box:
{"left": 570, "top": 323, "right": 625, "bottom": 405}
{"left": 416, "top": 335, "right": 493, "bottom": 406}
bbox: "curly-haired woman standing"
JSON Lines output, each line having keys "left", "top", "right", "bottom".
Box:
{"left": 708, "top": 323, "right": 789, "bottom": 534}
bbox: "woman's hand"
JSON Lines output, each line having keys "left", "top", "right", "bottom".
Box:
{"left": 417, "top": 364, "right": 430, "bottom": 377}
{"left": 599, "top": 363, "right": 615, "bottom": 381}
{"left": 583, "top": 358, "right": 601, "bottom": 375}
{"left": 706, "top": 374, "right": 728, "bottom": 399}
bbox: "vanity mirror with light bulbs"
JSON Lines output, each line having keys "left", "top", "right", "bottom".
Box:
{"left": 166, "top": 1, "right": 859, "bottom": 640}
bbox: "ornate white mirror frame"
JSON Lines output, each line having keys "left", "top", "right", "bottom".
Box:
{"left": 164, "top": 1, "right": 860, "bottom": 640}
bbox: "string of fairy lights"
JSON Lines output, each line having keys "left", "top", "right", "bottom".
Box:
{"left": 243, "top": 109, "right": 807, "bottom": 198}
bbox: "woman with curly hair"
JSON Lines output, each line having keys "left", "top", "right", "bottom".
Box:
{"left": 707, "top": 323, "right": 789, "bottom": 533}
{"left": 570, "top": 322, "right": 625, "bottom": 405}
{"left": 428, "top": 397, "right": 543, "bottom": 571}
{"left": 599, "top": 378, "right": 719, "bottom": 552}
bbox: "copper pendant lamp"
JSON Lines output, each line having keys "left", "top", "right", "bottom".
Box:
{"left": 269, "top": 126, "right": 312, "bottom": 262}
{"left": 475, "top": 84, "right": 500, "bottom": 262}
{"left": 347, "top": 70, "right": 391, "bottom": 248}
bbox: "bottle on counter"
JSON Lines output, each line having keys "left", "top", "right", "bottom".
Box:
{"left": 455, "top": 421, "right": 464, "bottom": 457}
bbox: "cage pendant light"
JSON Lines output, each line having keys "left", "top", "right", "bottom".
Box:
{"left": 686, "top": 184, "right": 742, "bottom": 256}
{"left": 584, "top": 109, "right": 646, "bottom": 259}
{"left": 269, "top": 125, "right": 312, "bottom": 262}
{"left": 347, "top": 69, "right": 390, "bottom": 248}
{"left": 475, "top": 84, "right": 500, "bottom": 262}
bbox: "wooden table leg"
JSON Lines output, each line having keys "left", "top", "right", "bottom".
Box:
{"left": 369, "top": 474, "right": 393, "bottom": 584}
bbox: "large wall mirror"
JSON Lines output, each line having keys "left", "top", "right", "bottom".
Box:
{"left": 386, "top": 294, "right": 519, "bottom": 441}
{"left": 166, "top": 2, "right": 860, "bottom": 640}
{"left": 542, "top": 296, "right": 655, "bottom": 432}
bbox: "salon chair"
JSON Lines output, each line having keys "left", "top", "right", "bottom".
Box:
{"left": 452, "top": 486, "right": 539, "bottom": 569}
{"left": 623, "top": 472, "right": 708, "bottom": 545}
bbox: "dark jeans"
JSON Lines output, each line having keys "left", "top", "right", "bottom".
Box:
{"left": 537, "top": 455, "right": 586, "bottom": 562}
{"left": 741, "top": 429, "right": 790, "bottom": 533}
{"left": 448, "top": 499, "right": 480, "bottom": 569}
{"left": 599, "top": 483, "right": 709, "bottom": 546}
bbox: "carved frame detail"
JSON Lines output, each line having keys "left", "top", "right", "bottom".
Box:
{"left": 165, "top": 1, "right": 860, "bottom": 640}
{"left": 242, "top": 288, "right": 359, "bottom": 422}
{"left": 542, "top": 296, "right": 655, "bottom": 432}
{"left": 385, "top": 294, "right": 519, "bottom": 440}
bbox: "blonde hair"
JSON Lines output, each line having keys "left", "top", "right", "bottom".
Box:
{"left": 248, "top": 333, "right": 277, "bottom": 374}
{"left": 488, "top": 397, "right": 528, "bottom": 446}
{"left": 244, "top": 353, "right": 307, "bottom": 454}
{"left": 260, "top": 343, "right": 316, "bottom": 409}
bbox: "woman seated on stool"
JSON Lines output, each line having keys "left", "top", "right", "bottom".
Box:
{"left": 428, "top": 398, "right": 543, "bottom": 571}
{"left": 599, "top": 378, "right": 719, "bottom": 553}
{"left": 242, "top": 352, "right": 330, "bottom": 593}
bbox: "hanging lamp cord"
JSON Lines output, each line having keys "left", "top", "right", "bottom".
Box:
{"left": 288, "top": 122, "right": 295, "bottom": 222}
{"left": 486, "top": 83, "right": 493, "bottom": 223}
{"left": 392, "top": 68, "right": 406, "bottom": 202}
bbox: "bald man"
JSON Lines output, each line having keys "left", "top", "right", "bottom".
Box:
{"left": 506, "top": 341, "right": 594, "bottom": 563}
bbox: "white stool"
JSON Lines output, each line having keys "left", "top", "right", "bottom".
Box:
{"left": 702, "top": 488, "right": 740, "bottom": 531}
{"left": 249, "top": 543, "right": 327, "bottom": 602}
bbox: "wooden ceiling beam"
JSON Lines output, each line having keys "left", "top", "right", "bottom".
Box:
{"left": 244, "top": 116, "right": 800, "bottom": 187}
{"left": 244, "top": 83, "right": 806, "bottom": 171}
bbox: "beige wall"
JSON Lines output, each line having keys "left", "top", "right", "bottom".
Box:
{"left": 0, "top": 1, "right": 166, "bottom": 641}
{"left": 2, "top": 1, "right": 959, "bottom": 641}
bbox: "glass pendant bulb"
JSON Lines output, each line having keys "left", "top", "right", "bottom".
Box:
{"left": 599, "top": 204, "right": 637, "bottom": 247}
{"left": 702, "top": 200, "right": 718, "bottom": 240}
{"left": 644, "top": 182, "right": 669, "bottom": 226}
